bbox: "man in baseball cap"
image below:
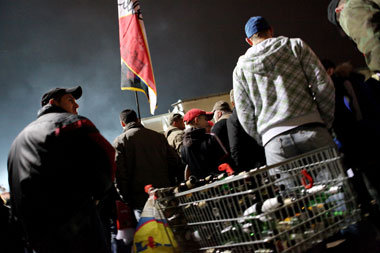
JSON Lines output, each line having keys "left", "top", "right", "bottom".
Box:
{"left": 183, "top": 108, "right": 213, "bottom": 127}
{"left": 40, "top": 86, "right": 82, "bottom": 114}
{"left": 8, "top": 85, "right": 115, "bottom": 252}
{"left": 244, "top": 16, "right": 271, "bottom": 45}
{"left": 181, "top": 108, "right": 228, "bottom": 179}
{"left": 211, "top": 101, "right": 233, "bottom": 154}
{"left": 165, "top": 113, "right": 186, "bottom": 156}
{"left": 233, "top": 16, "right": 335, "bottom": 188}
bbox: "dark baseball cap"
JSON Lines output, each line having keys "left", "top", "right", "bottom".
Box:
{"left": 245, "top": 16, "right": 271, "bottom": 38}
{"left": 212, "top": 101, "right": 232, "bottom": 113}
{"left": 168, "top": 113, "right": 183, "bottom": 125}
{"left": 41, "top": 86, "right": 82, "bottom": 106}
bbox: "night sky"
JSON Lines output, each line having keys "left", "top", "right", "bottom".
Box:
{"left": 0, "top": 0, "right": 366, "bottom": 189}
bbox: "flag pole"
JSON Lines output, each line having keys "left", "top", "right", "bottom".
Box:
{"left": 118, "top": 0, "right": 157, "bottom": 116}
{"left": 134, "top": 91, "right": 141, "bottom": 119}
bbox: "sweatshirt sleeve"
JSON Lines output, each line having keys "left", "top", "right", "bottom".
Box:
{"left": 297, "top": 39, "right": 335, "bottom": 129}
{"left": 233, "top": 65, "right": 262, "bottom": 145}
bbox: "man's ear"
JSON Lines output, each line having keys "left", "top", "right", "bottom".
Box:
{"left": 49, "top": 98, "right": 57, "bottom": 106}
{"left": 269, "top": 27, "right": 274, "bottom": 37}
{"left": 245, "top": 38, "right": 253, "bottom": 46}
{"left": 193, "top": 116, "right": 199, "bottom": 125}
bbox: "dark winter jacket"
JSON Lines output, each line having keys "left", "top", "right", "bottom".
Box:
{"left": 227, "top": 108, "right": 266, "bottom": 171}
{"left": 7, "top": 105, "right": 114, "bottom": 252}
{"left": 211, "top": 116, "right": 230, "bottom": 152}
{"left": 181, "top": 127, "right": 226, "bottom": 178}
{"left": 113, "top": 122, "right": 181, "bottom": 209}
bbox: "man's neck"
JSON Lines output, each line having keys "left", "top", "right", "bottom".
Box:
{"left": 123, "top": 121, "right": 141, "bottom": 131}
{"left": 37, "top": 104, "right": 69, "bottom": 118}
{"left": 251, "top": 36, "right": 271, "bottom": 46}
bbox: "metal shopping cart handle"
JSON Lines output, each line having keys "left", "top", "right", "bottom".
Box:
{"left": 301, "top": 169, "right": 314, "bottom": 189}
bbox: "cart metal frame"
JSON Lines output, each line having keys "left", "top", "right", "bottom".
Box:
{"left": 156, "top": 146, "right": 360, "bottom": 253}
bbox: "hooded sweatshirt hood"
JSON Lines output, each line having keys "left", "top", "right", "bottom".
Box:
{"left": 238, "top": 36, "right": 292, "bottom": 75}
{"left": 182, "top": 127, "right": 207, "bottom": 147}
{"left": 37, "top": 104, "right": 68, "bottom": 118}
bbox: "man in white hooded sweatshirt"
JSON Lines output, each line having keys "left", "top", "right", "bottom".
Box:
{"left": 233, "top": 16, "right": 335, "bottom": 170}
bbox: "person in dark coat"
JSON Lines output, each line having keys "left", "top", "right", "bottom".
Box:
{"left": 181, "top": 109, "right": 228, "bottom": 179}
{"left": 0, "top": 193, "right": 26, "bottom": 253}
{"left": 113, "top": 109, "right": 181, "bottom": 214}
{"left": 359, "top": 74, "right": 380, "bottom": 124}
{"left": 227, "top": 89, "right": 266, "bottom": 172}
{"left": 211, "top": 100, "right": 233, "bottom": 152}
{"left": 7, "top": 86, "right": 115, "bottom": 253}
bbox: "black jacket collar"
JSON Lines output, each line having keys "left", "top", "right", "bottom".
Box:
{"left": 37, "top": 104, "right": 68, "bottom": 118}
{"left": 123, "top": 121, "right": 144, "bottom": 132}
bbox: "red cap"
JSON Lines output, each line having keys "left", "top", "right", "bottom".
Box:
{"left": 183, "top": 109, "right": 214, "bottom": 123}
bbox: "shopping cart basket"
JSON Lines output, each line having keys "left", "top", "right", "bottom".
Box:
{"left": 155, "top": 146, "right": 361, "bottom": 253}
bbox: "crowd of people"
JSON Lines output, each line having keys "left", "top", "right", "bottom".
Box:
{"left": 2, "top": 1, "right": 380, "bottom": 252}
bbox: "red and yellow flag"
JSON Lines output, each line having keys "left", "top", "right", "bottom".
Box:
{"left": 117, "top": 0, "right": 157, "bottom": 115}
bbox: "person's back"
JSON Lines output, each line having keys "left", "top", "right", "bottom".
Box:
{"left": 181, "top": 127, "right": 226, "bottom": 178}
{"left": 211, "top": 119, "right": 229, "bottom": 151}
{"left": 164, "top": 113, "right": 185, "bottom": 157}
{"left": 180, "top": 109, "right": 227, "bottom": 178}
{"left": 114, "top": 110, "right": 179, "bottom": 210}
{"left": 233, "top": 16, "right": 335, "bottom": 171}
{"left": 211, "top": 101, "right": 232, "bottom": 152}
{"left": 8, "top": 86, "right": 114, "bottom": 253}
{"left": 227, "top": 108, "right": 266, "bottom": 172}
{"left": 165, "top": 126, "right": 184, "bottom": 153}
{"left": 234, "top": 35, "right": 334, "bottom": 146}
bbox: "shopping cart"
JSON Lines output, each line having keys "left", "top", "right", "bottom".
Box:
{"left": 155, "top": 146, "right": 361, "bottom": 253}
